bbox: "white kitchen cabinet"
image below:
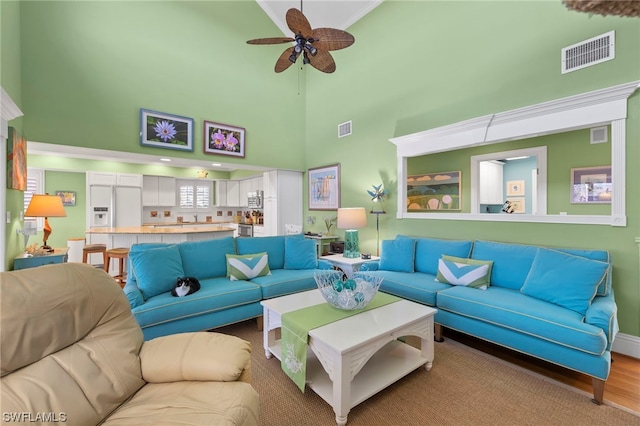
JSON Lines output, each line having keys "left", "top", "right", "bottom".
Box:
{"left": 238, "top": 179, "right": 250, "bottom": 207}
{"left": 262, "top": 170, "right": 302, "bottom": 236}
{"left": 479, "top": 161, "right": 504, "bottom": 205}
{"left": 143, "top": 176, "right": 176, "bottom": 206}
{"left": 88, "top": 172, "right": 142, "bottom": 188}
{"left": 215, "top": 180, "right": 227, "bottom": 207}
{"left": 117, "top": 173, "right": 143, "bottom": 187}
{"left": 226, "top": 180, "right": 241, "bottom": 207}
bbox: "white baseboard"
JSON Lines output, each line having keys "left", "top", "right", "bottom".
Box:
{"left": 612, "top": 332, "right": 640, "bottom": 359}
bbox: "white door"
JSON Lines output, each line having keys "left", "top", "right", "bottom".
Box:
{"left": 115, "top": 187, "right": 142, "bottom": 227}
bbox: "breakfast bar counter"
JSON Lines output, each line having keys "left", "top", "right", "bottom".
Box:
{"left": 84, "top": 226, "right": 235, "bottom": 258}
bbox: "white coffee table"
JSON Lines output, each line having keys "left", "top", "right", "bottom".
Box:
{"left": 261, "top": 290, "right": 436, "bottom": 426}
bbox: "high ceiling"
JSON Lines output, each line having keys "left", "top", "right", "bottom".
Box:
{"left": 257, "top": 0, "right": 383, "bottom": 33}
{"left": 28, "top": 1, "right": 383, "bottom": 172}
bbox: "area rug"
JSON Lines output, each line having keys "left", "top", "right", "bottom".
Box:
{"left": 216, "top": 320, "right": 640, "bottom": 426}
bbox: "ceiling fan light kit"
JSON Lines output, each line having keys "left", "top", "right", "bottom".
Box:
{"left": 247, "top": 8, "right": 355, "bottom": 73}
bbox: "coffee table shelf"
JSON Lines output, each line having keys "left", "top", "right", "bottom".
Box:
{"left": 261, "top": 290, "right": 436, "bottom": 425}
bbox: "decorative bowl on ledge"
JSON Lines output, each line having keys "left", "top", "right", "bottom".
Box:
{"left": 314, "top": 270, "right": 384, "bottom": 310}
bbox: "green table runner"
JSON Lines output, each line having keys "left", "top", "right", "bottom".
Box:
{"left": 281, "top": 292, "right": 400, "bottom": 392}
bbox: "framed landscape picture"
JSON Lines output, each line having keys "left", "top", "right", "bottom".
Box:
{"left": 203, "top": 121, "right": 246, "bottom": 158}
{"left": 140, "top": 109, "right": 193, "bottom": 151}
{"left": 308, "top": 164, "right": 340, "bottom": 210}
{"left": 407, "top": 171, "right": 461, "bottom": 211}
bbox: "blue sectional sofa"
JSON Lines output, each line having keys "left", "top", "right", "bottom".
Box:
{"left": 123, "top": 235, "right": 331, "bottom": 340}
{"left": 361, "top": 236, "right": 618, "bottom": 404}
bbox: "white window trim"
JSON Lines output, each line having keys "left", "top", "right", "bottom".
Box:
{"left": 390, "top": 80, "right": 640, "bottom": 227}
{"left": 25, "top": 168, "right": 45, "bottom": 230}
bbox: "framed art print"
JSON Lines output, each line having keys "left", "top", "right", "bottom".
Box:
{"left": 571, "top": 166, "right": 612, "bottom": 203}
{"left": 308, "top": 164, "right": 340, "bottom": 210}
{"left": 407, "top": 171, "right": 461, "bottom": 211}
{"left": 204, "top": 121, "right": 245, "bottom": 158}
{"left": 506, "top": 180, "right": 525, "bottom": 196}
{"left": 140, "top": 109, "right": 193, "bottom": 151}
{"left": 55, "top": 191, "right": 76, "bottom": 206}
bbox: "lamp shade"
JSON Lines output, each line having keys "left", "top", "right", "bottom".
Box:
{"left": 337, "top": 207, "right": 367, "bottom": 229}
{"left": 25, "top": 194, "right": 67, "bottom": 218}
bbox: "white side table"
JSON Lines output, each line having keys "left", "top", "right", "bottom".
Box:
{"left": 304, "top": 235, "right": 339, "bottom": 258}
{"left": 320, "top": 254, "right": 380, "bottom": 276}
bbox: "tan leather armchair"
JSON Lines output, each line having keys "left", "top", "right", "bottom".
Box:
{"left": 1, "top": 263, "right": 259, "bottom": 425}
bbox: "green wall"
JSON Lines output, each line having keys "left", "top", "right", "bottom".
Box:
{"left": 3, "top": 1, "right": 639, "bottom": 337}
{"left": 304, "top": 1, "right": 640, "bottom": 337}
{"left": 2, "top": 0, "right": 25, "bottom": 271}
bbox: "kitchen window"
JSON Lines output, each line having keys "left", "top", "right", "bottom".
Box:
{"left": 24, "top": 168, "right": 44, "bottom": 230}
{"left": 177, "top": 179, "right": 212, "bottom": 210}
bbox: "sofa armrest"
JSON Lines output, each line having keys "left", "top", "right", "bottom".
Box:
{"left": 123, "top": 281, "right": 145, "bottom": 309}
{"left": 140, "top": 332, "right": 252, "bottom": 383}
{"left": 317, "top": 259, "right": 333, "bottom": 270}
{"left": 585, "top": 293, "right": 619, "bottom": 351}
{"left": 360, "top": 261, "right": 380, "bottom": 271}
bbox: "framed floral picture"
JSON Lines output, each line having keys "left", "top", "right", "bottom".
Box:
{"left": 140, "top": 109, "right": 194, "bottom": 151}
{"left": 308, "top": 164, "right": 341, "bottom": 210}
{"left": 203, "top": 121, "right": 246, "bottom": 158}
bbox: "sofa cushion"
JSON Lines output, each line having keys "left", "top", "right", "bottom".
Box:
{"left": 379, "top": 238, "right": 416, "bottom": 272}
{"left": 436, "top": 286, "right": 608, "bottom": 355}
{"left": 520, "top": 248, "right": 609, "bottom": 315}
{"left": 471, "top": 240, "right": 538, "bottom": 290}
{"left": 374, "top": 270, "right": 450, "bottom": 306}
{"left": 398, "top": 235, "right": 473, "bottom": 275}
{"left": 178, "top": 237, "right": 236, "bottom": 280}
{"left": 131, "top": 277, "right": 262, "bottom": 328}
{"left": 130, "top": 245, "right": 184, "bottom": 300}
{"left": 250, "top": 268, "right": 320, "bottom": 299}
{"left": 226, "top": 252, "right": 271, "bottom": 281}
{"left": 236, "top": 236, "right": 285, "bottom": 270}
{"left": 435, "top": 256, "right": 492, "bottom": 290}
{"left": 284, "top": 237, "right": 318, "bottom": 270}
{"left": 555, "top": 248, "right": 611, "bottom": 296}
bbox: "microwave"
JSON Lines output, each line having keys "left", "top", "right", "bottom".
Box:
{"left": 248, "top": 190, "right": 263, "bottom": 208}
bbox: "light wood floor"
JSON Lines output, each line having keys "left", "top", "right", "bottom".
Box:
{"left": 444, "top": 329, "right": 640, "bottom": 413}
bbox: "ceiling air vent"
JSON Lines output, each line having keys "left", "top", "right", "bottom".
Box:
{"left": 338, "top": 120, "right": 352, "bottom": 138}
{"left": 562, "top": 31, "right": 615, "bottom": 74}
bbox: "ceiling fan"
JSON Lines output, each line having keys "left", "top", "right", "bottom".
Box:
{"left": 247, "top": 8, "right": 355, "bottom": 73}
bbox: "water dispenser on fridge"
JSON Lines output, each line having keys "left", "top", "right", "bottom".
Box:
{"left": 92, "top": 207, "right": 110, "bottom": 227}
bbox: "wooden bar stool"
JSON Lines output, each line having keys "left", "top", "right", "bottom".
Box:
{"left": 104, "top": 248, "right": 129, "bottom": 288}
{"left": 82, "top": 244, "right": 107, "bottom": 268}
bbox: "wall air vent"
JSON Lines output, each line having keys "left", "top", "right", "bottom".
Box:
{"left": 338, "top": 120, "right": 352, "bottom": 138}
{"left": 562, "top": 31, "right": 615, "bottom": 74}
{"left": 590, "top": 126, "right": 608, "bottom": 144}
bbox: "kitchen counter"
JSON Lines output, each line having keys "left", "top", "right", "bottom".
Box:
{"left": 85, "top": 226, "right": 235, "bottom": 256}
{"left": 88, "top": 226, "right": 235, "bottom": 234}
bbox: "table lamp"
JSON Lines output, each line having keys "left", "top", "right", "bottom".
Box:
{"left": 337, "top": 207, "right": 367, "bottom": 258}
{"left": 25, "top": 194, "right": 67, "bottom": 252}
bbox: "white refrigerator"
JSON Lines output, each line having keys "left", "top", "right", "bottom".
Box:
{"left": 90, "top": 185, "right": 142, "bottom": 228}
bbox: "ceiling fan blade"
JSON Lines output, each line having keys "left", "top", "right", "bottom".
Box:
{"left": 247, "top": 37, "right": 294, "bottom": 45}
{"left": 308, "top": 50, "right": 336, "bottom": 74}
{"left": 275, "top": 47, "right": 296, "bottom": 73}
{"left": 286, "top": 8, "right": 312, "bottom": 38}
{"left": 312, "top": 28, "right": 355, "bottom": 51}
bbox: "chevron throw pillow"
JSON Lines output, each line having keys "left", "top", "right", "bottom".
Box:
{"left": 436, "top": 258, "right": 491, "bottom": 290}
{"left": 226, "top": 252, "right": 271, "bottom": 281}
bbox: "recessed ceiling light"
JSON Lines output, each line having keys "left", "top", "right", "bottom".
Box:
{"left": 160, "top": 158, "right": 172, "bottom": 162}
{"left": 211, "top": 163, "right": 222, "bottom": 167}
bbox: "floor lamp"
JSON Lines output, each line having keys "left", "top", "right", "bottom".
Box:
{"left": 370, "top": 210, "right": 386, "bottom": 257}
{"left": 25, "top": 194, "right": 67, "bottom": 252}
